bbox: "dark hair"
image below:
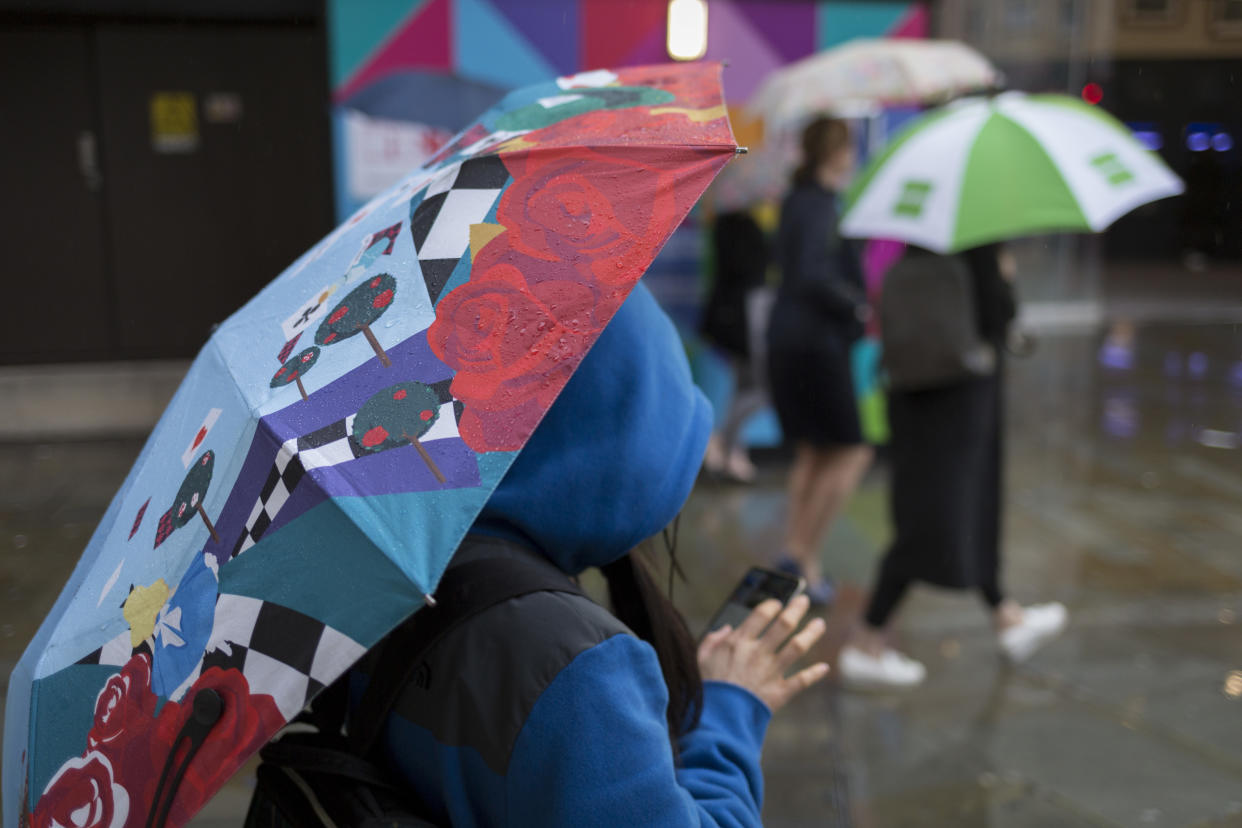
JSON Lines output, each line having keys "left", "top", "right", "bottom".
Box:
{"left": 600, "top": 538, "right": 702, "bottom": 760}
{"left": 792, "top": 116, "right": 852, "bottom": 187}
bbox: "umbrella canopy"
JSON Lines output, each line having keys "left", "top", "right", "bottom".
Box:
{"left": 749, "top": 38, "right": 1002, "bottom": 129}
{"left": 339, "top": 70, "right": 506, "bottom": 130}
{"left": 5, "top": 62, "right": 737, "bottom": 828}
{"left": 839, "top": 92, "right": 1185, "bottom": 254}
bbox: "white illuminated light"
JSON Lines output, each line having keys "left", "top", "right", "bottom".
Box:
{"left": 667, "top": 0, "right": 708, "bottom": 61}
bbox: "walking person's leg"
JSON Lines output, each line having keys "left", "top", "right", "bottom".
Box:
{"left": 780, "top": 444, "right": 868, "bottom": 604}
{"left": 773, "top": 342, "right": 870, "bottom": 603}
{"left": 717, "top": 361, "right": 768, "bottom": 482}
{"left": 782, "top": 442, "right": 822, "bottom": 568}
{"left": 859, "top": 558, "right": 911, "bottom": 650}
{"left": 840, "top": 554, "right": 926, "bottom": 687}
{"left": 803, "top": 443, "right": 873, "bottom": 558}
{"left": 970, "top": 373, "right": 1066, "bottom": 660}
{"left": 989, "top": 514, "right": 1064, "bottom": 661}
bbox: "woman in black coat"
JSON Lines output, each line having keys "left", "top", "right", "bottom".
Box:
{"left": 767, "top": 117, "right": 874, "bottom": 604}
{"left": 839, "top": 245, "right": 1067, "bottom": 688}
{"left": 701, "top": 210, "right": 769, "bottom": 483}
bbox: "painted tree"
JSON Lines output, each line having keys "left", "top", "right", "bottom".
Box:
{"left": 352, "top": 382, "right": 445, "bottom": 483}
{"left": 315, "top": 273, "right": 397, "bottom": 367}
{"left": 154, "top": 450, "right": 219, "bottom": 547}
{"left": 270, "top": 346, "right": 320, "bottom": 401}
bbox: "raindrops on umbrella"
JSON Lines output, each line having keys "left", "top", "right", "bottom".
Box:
{"left": 270, "top": 347, "right": 321, "bottom": 402}
{"left": 351, "top": 382, "right": 445, "bottom": 483}
{"left": 128, "top": 497, "right": 151, "bottom": 541}
{"left": 276, "top": 333, "right": 303, "bottom": 365}
{"left": 154, "top": 450, "right": 219, "bottom": 548}
{"left": 315, "top": 274, "right": 398, "bottom": 367}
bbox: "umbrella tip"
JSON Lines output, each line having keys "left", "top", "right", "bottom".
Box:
{"left": 423, "top": 592, "right": 438, "bottom": 608}
{"left": 735, "top": 146, "right": 749, "bottom": 155}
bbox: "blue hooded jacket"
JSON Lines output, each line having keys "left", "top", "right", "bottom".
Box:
{"left": 372, "top": 283, "right": 771, "bottom": 827}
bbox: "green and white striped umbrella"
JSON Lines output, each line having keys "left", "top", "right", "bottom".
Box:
{"left": 840, "top": 92, "right": 1184, "bottom": 253}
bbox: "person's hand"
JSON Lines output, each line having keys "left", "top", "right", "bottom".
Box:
{"left": 1006, "top": 327, "right": 1037, "bottom": 358}
{"left": 697, "top": 595, "right": 830, "bottom": 712}
{"left": 998, "top": 249, "right": 1017, "bottom": 282}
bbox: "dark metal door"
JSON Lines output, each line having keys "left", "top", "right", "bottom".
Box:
{"left": 94, "top": 23, "right": 333, "bottom": 358}
{"left": 0, "top": 26, "right": 113, "bottom": 363}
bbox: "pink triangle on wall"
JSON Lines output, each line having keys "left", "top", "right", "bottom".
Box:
{"left": 890, "top": 2, "right": 930, "bottom": 39}
{"left": 336, "top": 0, "right": 453, "bottom": 103}
{"left": 581, "top": 0, "right": 668, "bottom": 72}
{"left": 619, "top": 22, "right": 671, "bottom": 68}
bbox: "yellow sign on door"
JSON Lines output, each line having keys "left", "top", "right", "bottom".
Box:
{"left": 150, "top": 91, "right": 199, "bottom": 154}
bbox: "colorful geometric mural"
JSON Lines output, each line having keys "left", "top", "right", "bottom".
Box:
{"left": 329, "top": 0, "right": 927, "bottom": 216}
{"left": 327, "top": 0, "right": 928, "bottom": 449}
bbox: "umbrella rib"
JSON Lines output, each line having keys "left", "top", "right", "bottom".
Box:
{"left": 501, "top": 141, "right": 739, "bottom": 155}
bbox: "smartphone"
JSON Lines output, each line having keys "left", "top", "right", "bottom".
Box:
{"left": 706, "top": 567, "right": 806, "bottom": 635}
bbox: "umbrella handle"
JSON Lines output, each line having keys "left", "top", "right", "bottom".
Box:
{"left": 145, "top": 688, "right": 224, "bottom": 828}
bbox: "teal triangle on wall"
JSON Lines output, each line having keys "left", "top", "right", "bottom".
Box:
{"left": 330, "top": 0, "right": 430, "bottom": 90}
{"left": 817, "top": 1, "right": 914, "bottom": 49}
{"left": 454, "top": 0, "right": 560, "bottom": 90}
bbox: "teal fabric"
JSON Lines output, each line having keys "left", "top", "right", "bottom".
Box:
{"left": 29, "top": 666, "right": 120, "bottom": 800}
{"left": 219, "top": 501, "right": 427, "bottom": 644}
{"left": 477, "top": 282, "right": 712, "bottom": 574}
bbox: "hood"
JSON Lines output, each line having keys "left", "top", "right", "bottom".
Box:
{"left": 475, "top": 282, "right": 711, "bottom": 575}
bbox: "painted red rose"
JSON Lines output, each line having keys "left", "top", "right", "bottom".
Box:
{"left": 32, "top": 752, "right": 129, "bottom": 828}
{"left": 58, "top": 654, "right": 165, "bottom": 823}
{"left": 428, "top": 248, "right": 599, "bottom": 451}
{"left": 615, "top": 63, "right": 726, "bottom": 110}
{"left": 497, "top": 146, "right": 720, "bottom": 290}
{"left": 143, "top": 667, "right": 284, "bottom": 826}
{"left": 87, "top": 655, "right": 157, "bottom": 752}
{"left": 514, "top": 98, "right": 730, "bottom": 154}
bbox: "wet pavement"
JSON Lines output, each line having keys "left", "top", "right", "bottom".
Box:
{"left": 3, "top": 267, "right": 1242, "bottom": 826}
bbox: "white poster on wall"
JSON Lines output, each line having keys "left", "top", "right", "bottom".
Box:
{"left": 343, "top": 109, "right": 451, "bottom": 201}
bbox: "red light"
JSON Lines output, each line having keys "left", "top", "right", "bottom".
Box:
{"left": 1082, "top": 83, "right": 1103, "bottom": 105}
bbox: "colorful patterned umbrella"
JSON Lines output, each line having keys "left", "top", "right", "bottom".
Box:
{"left": 749, "top": 37, "right": 1003, "bottom": 129}
{"left": 4, "top": 62, "right": 737, "bottom": 828}
{"left": 840, "top": 92, "right": 1184, "bottom": 253}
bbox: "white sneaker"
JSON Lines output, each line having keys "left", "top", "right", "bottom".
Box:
{"left": 839, "top": 645, "right": 926, "bottom": 689}
{"left": 999, "top": 602, "right": 1068, "bottom": 663}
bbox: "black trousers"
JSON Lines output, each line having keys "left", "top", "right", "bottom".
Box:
{"left": 863, "top": 372, "right": 1007, "bottom": 630}
{"left": 863, "top": 551, "right": 1005, "bottom": 629}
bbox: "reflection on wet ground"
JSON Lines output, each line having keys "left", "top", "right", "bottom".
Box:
{"left": 679, "top": 317, "right": 1242, "bottom": 827}
{"left": 3, "top": 314, "right": 1241, "bottom": 826}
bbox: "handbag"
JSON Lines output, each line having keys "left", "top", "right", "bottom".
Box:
{"left": 879, "top": 252, "right": 996, "bottom": 391}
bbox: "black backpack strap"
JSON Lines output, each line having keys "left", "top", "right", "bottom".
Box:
{"left": 348, "top": 551, "right": 586, "bottom": 756}
{"left": 259, "top": 737, "right": 404, "bottom": 791}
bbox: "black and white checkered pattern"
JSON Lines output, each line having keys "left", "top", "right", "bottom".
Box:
{"left": 175, "top": 594, "right": 366, "bottom": 720}
{"left": 409, "top": 155, "right": 510, "bottom": 304}
{"left": 77, "top": 631, "right": 152, "bottom": 667}
{"left": 232, "top": 380, "right": 462, "bottom": 558}
{"left": 231, "top": 440, "right": 310, "bottom": 558}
